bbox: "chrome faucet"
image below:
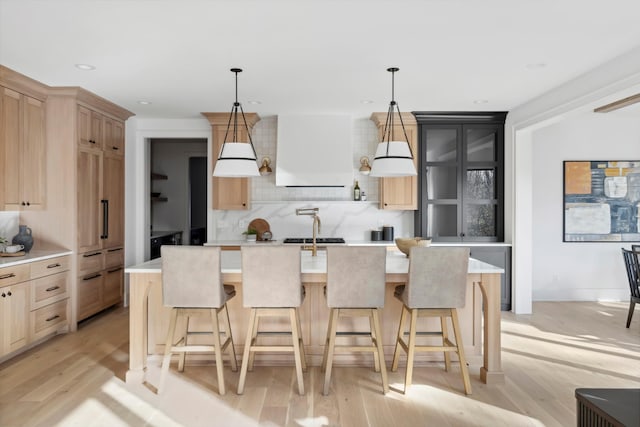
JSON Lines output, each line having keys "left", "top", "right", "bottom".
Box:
{"left": 296, "top": 207, "right": 321, "bottom": 256}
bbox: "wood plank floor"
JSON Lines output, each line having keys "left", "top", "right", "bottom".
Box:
{"left": 1, "top": 302, "right": 638, "bottom": 426}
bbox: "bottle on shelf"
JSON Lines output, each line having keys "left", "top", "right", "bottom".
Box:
{"left": 361, "top": 191, "right": 367, "bottom": 201}
{"left": 354, "top": 180, "right": 361, "bottom": 201}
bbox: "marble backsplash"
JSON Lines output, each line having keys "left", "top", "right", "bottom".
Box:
{"left": 212, "top": 201, "right": 414, "bottom": 241}
{"left": 0, "top": 211, "right": 19, "bottom": 243}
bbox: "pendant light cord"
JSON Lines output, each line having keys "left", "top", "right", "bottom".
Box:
{"left": 220, "top": 68, "right": 257, "bottom": 159}
{"left": 381, "top": 67, "right": 414, "bottom": 159}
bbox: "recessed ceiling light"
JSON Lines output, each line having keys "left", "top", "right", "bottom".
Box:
{"left": 473, "top": 99, "right": 489, "bottom": 104}
{"left": 137, "top": 100, "right": 152, "bottom": 105}
{"left": 360, "top": 100, "right": 375, "bottom": 104}
{"left": 75, "top": 63, "right": 96, "bottom": 71}
{"left": 525, "top": 62, "right": 547, "bottom": 70}
{"left": 247, "top": 100, "right": 262, "bottom": 105}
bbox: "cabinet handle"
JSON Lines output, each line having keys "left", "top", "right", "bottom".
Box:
{"left": 83, "top": 252, "right": 102, "bottom": 258}
{"left": 45, "top": 286, "right": 61, "bottom": 292}
{"left": 0, "top": 273, "right": 16, "bottom": 280}
{"left": 112, "top": 146, "right": 119, "bottom": 151}
{"left": 107, "top": 267, "right": 122, "bottom": 274}
{"left": 83, "top": 273, "right": 102, "bottom": 281}
{"left": 47, "top": 263, "right": 62, "bottom": 269}
{"left": 1, "top": 292, "right": 5, "bottom": 298}
{"left": 27, "top": 201, "right": 30, "bottom": 206}
{"left": 101, "top": 199, "right": 109, "bottom": 239}
{"left": 45, "top": 314, "right": 60, "bottom": 322}
{"left": 21, "top": 201, "right": 26, "bottom": 206}
{"left": 7, "top": 291, "right": 11, "bottom": 296}
{"left": 107, "top": 248, "right": 122, "bottom": 253}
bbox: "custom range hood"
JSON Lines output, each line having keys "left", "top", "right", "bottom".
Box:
{"left": 275, "top": 114, "right": 353, "bottom": 187}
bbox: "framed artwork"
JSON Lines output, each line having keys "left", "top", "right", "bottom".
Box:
{"left": 563, "top": 160, "right": 640, "bottom": 242}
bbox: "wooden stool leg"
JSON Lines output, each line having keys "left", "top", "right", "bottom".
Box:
{"left": 369, "top": 310, "right": 381, "bottom": 373}
{"left": 178, "top": 314, "right": 189, "bottom": 372}
{"left": 237, "top": 308, "right": 256, "bottom": 395}
{"left": 321, "top": 307, "right": 336, "bottom": 373}
{"left": 247, "top": 310, "right": 260, "bottom": 371}
{"left": 404, "top": 308, "right": 418, "bottom": 394}
{"left": 210, "top": 308, "right": 226, "bottom": 395}
{"left": 222, "top": 304, "right": 238, "bottom": 371}
{"left": 323, "top": 308, "right": 339, "bottom": 395}
{"left": 441, "top": 316, "right": 451, "bottom": 372}
{"left": 372, "top": 308, "right": 389, "bottom": 394}
{"left": 295, "top": 308, "right": 307, "bottom": 371}
{"left": 290, "top": 308, "right": 305, "bottom": 395}
{"left": 392, "top": 305, "right": 408, "bottom": 372}
{"left": 451, "top": 308, "right": 472, "bottom": 395}
{"left": 158, "top": 308, "right": 179, "bottom": 394}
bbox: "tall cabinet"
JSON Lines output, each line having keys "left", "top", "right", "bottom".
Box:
{"left": 22, "top": 86, "right": 133, "bottom": 326}
{"left": 201, "top": 112, "right": 260, "bottom": 210}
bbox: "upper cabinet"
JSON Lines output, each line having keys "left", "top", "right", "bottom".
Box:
{"left": 0, "top": 70, "right": 47, "bottom": 211}
{"left": 201, "top": 112, "right": 260, "bottom": 210}
{"left": 370, "top": 112, "right": 418, "bottom": 210}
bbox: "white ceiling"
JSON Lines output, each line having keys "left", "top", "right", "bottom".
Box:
{"left": 2, "top": 0, "right": 640, "bottom": 119}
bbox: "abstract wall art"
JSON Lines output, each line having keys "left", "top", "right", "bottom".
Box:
{"left": 564, "top": 160, "right": 640, "bottom": 242}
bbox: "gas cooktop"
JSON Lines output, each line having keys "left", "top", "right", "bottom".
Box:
{"left": 282, "top": 237, "right": 346, "bottom": 244}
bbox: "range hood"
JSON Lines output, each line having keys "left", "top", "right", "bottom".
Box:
{"left": 275, "top": 114, "right": 353, "bottom": 187}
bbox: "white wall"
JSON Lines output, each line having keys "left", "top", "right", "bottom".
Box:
{"left": 531, "top": 114, "right": 640, "bottom": 301}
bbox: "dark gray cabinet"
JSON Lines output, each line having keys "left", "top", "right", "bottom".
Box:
{"left": 467, "top": 245, "right": 511, "bottom": 311}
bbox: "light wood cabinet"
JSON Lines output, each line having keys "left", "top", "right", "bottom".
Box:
{"left": 0, "top": 86, "right": 46, "bottom": 210}
{"left": 103, "top": 153, "right": 124, "bottom": 248}
{"left": 77, "top": 147, "right": 103, "bottom": 253}
{"left": 370, "top": 112, "right": 418, "bottom": 210}
{"left": 0, "top": 255, "right": 70, "bottom": 359}
{"left": 201, "top": 112, "right": 260, "bottom": 210}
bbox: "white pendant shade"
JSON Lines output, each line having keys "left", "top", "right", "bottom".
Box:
{"left": 213, "top": 142, "right": 260, "bottom": 177}
{"left": 369, "top": 141, "right": 417, "bottom": 177}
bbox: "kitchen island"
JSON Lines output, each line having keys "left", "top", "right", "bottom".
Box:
{"left": 125, "top": 249, "right": 505, "bottom": 387}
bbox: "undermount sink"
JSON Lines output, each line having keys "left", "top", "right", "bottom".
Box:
{"left": 282, "top": 237, "right": 345, "bottom": 244}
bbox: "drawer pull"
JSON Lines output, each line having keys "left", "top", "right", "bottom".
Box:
{"left": 107, "top": 248, "right": 123, "bottom": 253}
{"left": 0, "top": 273, "right": 16, "bottom": 280}
{"left": 46, "top": 286, "right": 61, "bottom": 292}
{"left": 47, "top": 263, "right": 62, "bottom": 269}
{"left": 107, "top": 267, "right": 123, "bottom": 274}
{"left": 83, "top": 273, "right": 102, "bottom": 281}
{"left": 83, "top": 252, "right": 102, "bottom": 258}
{"left": 46, "top": 314, "right": 60, "bottom": 322}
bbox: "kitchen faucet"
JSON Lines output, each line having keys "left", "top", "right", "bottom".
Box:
{"left": 296, "top": 207, "right": 321, "bottom": 256}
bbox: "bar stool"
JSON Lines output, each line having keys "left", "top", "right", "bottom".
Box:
{"left": 322, "top": 246, "right": 388, "bottom": 395}
{"left": 391, "top": 246, "right": 472, "bottom": 395}
{"left": 158, "top": 245, "right": 237, "bottom": 395}
{"left": 237, "top": 245, "right": 307, "bottom": 395}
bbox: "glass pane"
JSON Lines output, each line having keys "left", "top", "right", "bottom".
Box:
{"left": 465, "top": 204, "right": 496, "bottom": 237}
{"left": 466, "top": 128, "right": 496, "bottom": 161}
{"left": 426, "top": 166, "right": 457, "bottom": 199}
{"left": 426, "top": 128, "right": 457, "bottom": 162}
{"left": 466, "top": 168, "right": 496, "bottom": 199}
{"left": 427, "top": 205, "right": 458, "bottom": 238}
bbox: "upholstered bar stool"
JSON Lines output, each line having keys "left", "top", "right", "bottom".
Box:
{"left": 237, "top": 245, "right": 307, "bottom": 395}
{"left": 322, "top": 246, "right": 388, "bottom": 395}
{"left": 158, "top": 245, "right": 238, "bottom": 395}
{"left": 391, "top": 246, "right": 472, "bottom": 395}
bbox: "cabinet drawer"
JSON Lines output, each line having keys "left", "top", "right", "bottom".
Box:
{"left": 104, "top": 247, "right": 124, "bottom": 269}
{"left": 77, "top": 272, "right": 103, "bottom": 321}
{"left": 0, "top": 264, "right": 30, "bottom": 287}
{"left": 31, "top": 271, "right": 69, "bottom": 310}
{"left": 31, "top": 299, "right": 69, "bottom": 341}
{"left": 30, "top": 256, "right": 70, "bottom": 279}
{"left": 104, "top": 266, "right": 123, "bottom": 307}
{"left": 78, "top": 251, "right": 104, "bottom": 276}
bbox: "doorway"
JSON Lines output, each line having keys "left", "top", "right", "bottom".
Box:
{"left": 189, "top": 156, "right": 207, "bottom": 244}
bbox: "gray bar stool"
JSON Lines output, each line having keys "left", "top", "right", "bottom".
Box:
{"left": 391, "top": 246, "right": 472, "bottom": 395}
{"left": 238, "top": 246, "right": 307, "bottom": 395}
{"left": 158, "top": 245, "right": 238, "bottom": 395}
{"left": 322, "top": 246, "right": 388, "bottom": 395}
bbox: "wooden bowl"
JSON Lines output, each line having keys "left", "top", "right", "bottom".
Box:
{"left": 395, "top": 237, "right": 431, "bottom": 257}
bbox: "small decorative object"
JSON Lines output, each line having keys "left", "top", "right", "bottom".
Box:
{"left": 12, "top": 225, "right": 34, "bottom": 253}
{"left": 395, "top": 237, "right": 431, "bottom": 257}
{"left": 243, "top": 228, "right": 258, "bottom": 241}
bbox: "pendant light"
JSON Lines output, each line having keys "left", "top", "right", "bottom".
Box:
{"left": 213, "top": 68, "right": 260, "bottom": 177}
{"left": 369, "top": 67, "right": 417, "bottom": 177}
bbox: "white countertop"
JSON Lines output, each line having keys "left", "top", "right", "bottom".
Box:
{"left": 0, "top": 248, "right": 73, "bottom": 268}
{"left": 204, "top": 240, "right": 512, "bottom": 247}
{"left": 125, "top": 249, "right": 504, "bottom": 275}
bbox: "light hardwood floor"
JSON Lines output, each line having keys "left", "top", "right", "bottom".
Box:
{"left": 0, "top": 302, "right": 638, "bottom": 427}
